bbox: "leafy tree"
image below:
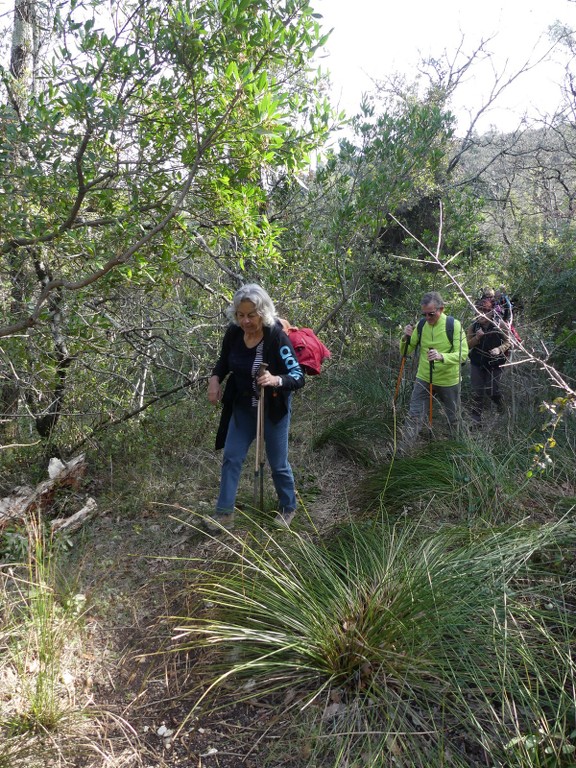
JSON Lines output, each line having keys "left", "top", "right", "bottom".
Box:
{"left": 264, "top": 78, "right": 461, "bottom": 336}
{"left": 0, "top": 0, "right": 334, "bottom": 447}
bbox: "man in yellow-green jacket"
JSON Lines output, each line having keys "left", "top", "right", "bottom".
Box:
{"left": 399, "top": 291, "right": 468, "bottom": 448}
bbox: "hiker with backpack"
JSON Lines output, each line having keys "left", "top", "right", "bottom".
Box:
{"left": 207, "top": 284, "right": 304, "bottom": 531}
{"left": 398, "top": 291, "right": 468, "bottom": 449}
{"left": 493, "top": 286, "right": 513, "bottom": 323}
{"left": 466, "top": 295, "right": 512, "bottom": 427}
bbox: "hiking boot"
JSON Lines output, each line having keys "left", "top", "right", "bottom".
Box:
{"left": 274, "top": 509, "right": 296, "bottom": 528}
{"left": 204, "top": 511, "right": 234, "bottom": 533}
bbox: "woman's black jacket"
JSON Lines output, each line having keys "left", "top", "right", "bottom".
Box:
{"left": 468, "top": 319, "right": 508, "bottom": 369}
{"left": 212, "top": 321, "right": 305, "bottom": 449}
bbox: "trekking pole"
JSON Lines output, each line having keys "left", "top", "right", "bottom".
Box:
{"left": 253, "top": 363, "right": 268, "bottom": 510}
{"left": 428, "top": 351, "right": 434, "bottom": 427}
{"left": 457, "top": 315, "right": 464, "bottom": 439}
{"left": 394, "top": 335, "right": 411, "bottom": 403}
{"left": 509, "top": 347, "right": 516, "bottom": 424}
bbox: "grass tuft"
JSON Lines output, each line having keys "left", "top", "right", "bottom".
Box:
{"left": 0, "top": 518, "right": 101, "bottom": 766}
{"left": 172, "top": 515, "right": 576, "bottom": 766}
{"left": 360, "top": 439, "right": 522, "bottom": 521}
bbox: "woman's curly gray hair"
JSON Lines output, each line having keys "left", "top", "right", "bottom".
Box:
{"left": 226, "top": 284, "right": 278, "bottom": 327}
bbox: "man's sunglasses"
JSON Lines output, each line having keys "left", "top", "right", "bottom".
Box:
{"left": 422, "top": 311, "right": 438, "bottom": 318}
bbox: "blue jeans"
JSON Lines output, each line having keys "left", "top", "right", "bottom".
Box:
{"left": 216, "top": 401, "right": 297, "bottom": 514}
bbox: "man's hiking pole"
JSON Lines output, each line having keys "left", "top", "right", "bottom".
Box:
{"left": 394, "top": 335, "right": 411, "bottom": 403}
{"left": 254, "top": 363, "right": 268, "bottom": 510}
{"left": 428, "top": 351, "right": 434, "bottom": 427}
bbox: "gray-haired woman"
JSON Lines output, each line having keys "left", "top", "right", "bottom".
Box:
{"left": 207, "top": 284, "right": 305, "bottom": 529}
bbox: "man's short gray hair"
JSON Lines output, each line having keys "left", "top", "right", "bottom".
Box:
{"left": 421, "top": 291, "right": 444, "bottom": 309}
{"left": 226, "top": 283, "right": 277, "bottom": 327}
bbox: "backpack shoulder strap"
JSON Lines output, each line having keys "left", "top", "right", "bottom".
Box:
{"left": 446, "top": 315, "right": 454, "bottom": 351}
{"left": 416, "top": 315, "right": 454, "bottom": 351}
{"left": 416, "top": 317, "right": 426, "bottom": 346}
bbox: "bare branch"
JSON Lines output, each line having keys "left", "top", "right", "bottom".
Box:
{"left": 390, "top": 205, "right": 576, "bottom": 402}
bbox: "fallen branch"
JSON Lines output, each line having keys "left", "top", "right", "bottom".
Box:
{"left": 0, "top": 454, "right": 91, "bottom": 530}
{"left": 51, "top": 497, "right": 98, "bottom": 533}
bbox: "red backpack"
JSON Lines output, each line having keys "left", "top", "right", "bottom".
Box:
{"left": 285, "top": 326, "right": 331, "bottom": 376}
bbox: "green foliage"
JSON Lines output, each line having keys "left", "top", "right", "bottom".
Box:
{"left": 551, "top": 327, "right": 576, "bottom": 382}
{"left": 83, "top": 392, "right": 221, "bottom": 518}
{"left": 505, "top": 727, "right": 576, "bottom": 767}
{"left": 528, "top": 396, "right": 576, "bottom": 478}
{"left": 0, "top": 526, "right": 28, "bottom": 563}
{"left": 361, "top": 440, "right": 507, "bottom": 517}
{"left": 313, "top": 413, "right": 393, "bottom": 466}
{"left": 174, "top": 516, "right": 576, "bottom": 767}
{"left": 508, "top": 234, "right": 576, "bottom": 381}
{"left": 312, "top": 361, "right": 396, "bottom": 465}
{"left": 3, "top": 20, "right": 576, "bottom": 763}
{"left": 1, "top": 0, "right": 336, "bottom": 448}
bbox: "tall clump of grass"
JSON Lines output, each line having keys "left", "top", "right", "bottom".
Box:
{"left": 0, "top": 517, "right": 88, "bottom": 765}
{"left": 361, "top": 439, "right": 524, "bottom": 522}
{"left": 173, "top": 516, "right": 576, "bottom": 767}
{"left": 312, "top": 364, "right": 397, "bottom": 465}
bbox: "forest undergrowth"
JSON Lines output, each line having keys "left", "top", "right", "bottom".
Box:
{"left": 1, "top": 351, "right": 575, "bottom": 768}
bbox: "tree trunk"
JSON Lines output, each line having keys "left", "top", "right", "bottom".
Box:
{"left": 1, "top": 0, "right": 38, "bottom": 441}
{"left": 2, "top": 0, "right": 70, "bottom": 445}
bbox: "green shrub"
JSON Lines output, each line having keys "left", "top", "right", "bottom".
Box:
{"left": 173, "top": 515, "right": 576, "bottom": 767}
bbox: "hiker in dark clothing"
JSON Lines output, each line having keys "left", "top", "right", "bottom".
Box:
{"left": 207, "top": 284, "right": 304, "bottom": 530}
{"left": 466, "top": 296, "right": 512, "bottom": 427}
{"left": 494, "top": 286, "right": 513, "bottom": 323}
